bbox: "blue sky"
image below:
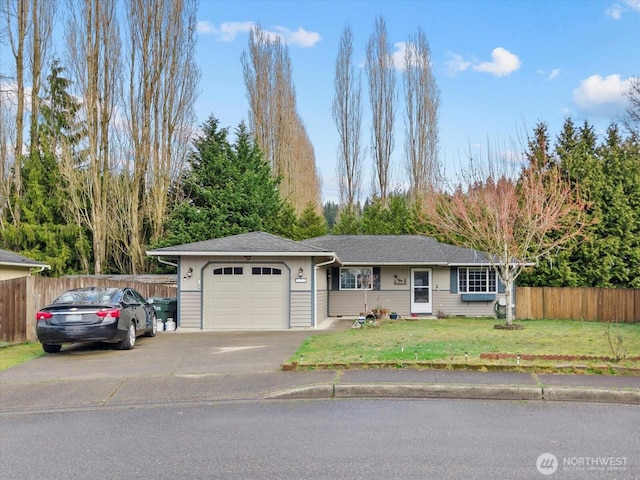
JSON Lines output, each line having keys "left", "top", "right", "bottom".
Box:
{"left": 194, "top": 0, "right": 639, "bottom": 202}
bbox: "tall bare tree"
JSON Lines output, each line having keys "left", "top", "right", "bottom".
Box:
{"left": 403, "top": 28, "right": 440, "bottom": 202}
{"left": 122, "top": 0, "right": 199, "bottom": 273}
{"left": 242, "top": 27, "right": 274, "bottom": 167}
{"left": 3, "top": 0, "right": 28, "bottom": 225}
{"left": 422, "top": 152, "right": 589, "bottom": 326}
{"left": 332, "top": 25, "right": 364, "bottom": 208}
{"left": 64, "top": 0, "right": 121, "bottom": 274}
{"left": 242, "top": 25, "right": 321, "bottom": 213}
{"left": 366, "top": 16, "right": 396, "bottom": 205}
{"left": 28, "top": 0, "right": 56, "bottom": 160}
{"left": 0, "top": 88, "right": 9, "bottom": 231}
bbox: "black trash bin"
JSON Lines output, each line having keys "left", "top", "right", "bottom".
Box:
{"left": 150, "top": 297, "right": 177, "bottom": 331}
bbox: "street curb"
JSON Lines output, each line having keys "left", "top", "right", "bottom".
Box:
{"left": 265, "top": 383, "right": 640, "bottom": 405}
{"left": 542, "top": 387, "right": 640, "bottom": 404}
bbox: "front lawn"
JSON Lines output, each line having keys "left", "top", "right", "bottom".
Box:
{"left": 289, "top": 318, "right": 640, "bottom": 370}
{"left": 0, "top": 342, "right": 44, "bottom": 371}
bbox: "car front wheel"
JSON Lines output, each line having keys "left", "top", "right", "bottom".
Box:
{"left": 42, "top": 344, "right": 62, "bottom": 353}
{"left": 118, "top": 322, "right": 136, "bottom": 350}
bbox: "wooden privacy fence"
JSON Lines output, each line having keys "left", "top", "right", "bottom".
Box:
{"left": 0, "top": 276, "right": 177, "bottom": 343}
{"left": 516, "top": 287, "right": 639, "bottom": 322}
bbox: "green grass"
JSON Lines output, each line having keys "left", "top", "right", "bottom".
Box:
{"left": 290, "top": 318, "right": 640, "bottom": 368}
{"left": 0, "top": 342, "right": 45, "bottom": 371}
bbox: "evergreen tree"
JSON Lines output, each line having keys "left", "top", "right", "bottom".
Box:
{"left": 292, "top": 202, "right": 328, "bottom": 240}
{"left": 519, "top": 119, "right": 640, "bottom": 288}
{"left": 0, "top": 60, "right": 89, "bottom": 275}
{"left": 360, "top": 193, "right": 409, "bottom": 234}
{"left": 323, "top": 201, "right": 340, "bottom": 229}
{"left": 158, "top": 117, "right": 285, "bottom": 247}
{"left": 332, "top": 204, "right": 361, "bottom": 234}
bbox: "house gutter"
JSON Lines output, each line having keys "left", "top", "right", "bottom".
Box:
{"left": 31, "top": 265, "right": 50, "bottom": 273}
{"left": 157, "top": 257, "right": 178, "bottom": 268}
{"left": 312, "top": 255, "right": 337, "bottom": 329}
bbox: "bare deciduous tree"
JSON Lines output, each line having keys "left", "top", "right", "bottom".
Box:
{"left": 28, "top": 0, "right": 56, "bottom": 159}
{"left": 123, "top": 0, "right": 199, "bottom": 273}
{"left": 3, "top": 0, "right": 28, "bottom": 225}
{"left": 0, "top": 89, "right": 10, "bottom": 230}
{"left": 242, "top": 25, "right": 321, "bottom": 213}
{"left": 65, "top": 0, "right": 121, "bottom": 274}
{"left": 403, "top": 28, "right": 440, "bottom": 202}
{"left": 333, "top": 25, "right": 364, "bottom": 208}
{"left": 422, "top": 153, "right": 589, "bottom": 326}
{"left": 242, "top": 26, "right": 274, "bottom": 167}
{"left": 366, "top": 16, "right": 396, "bottom": 205}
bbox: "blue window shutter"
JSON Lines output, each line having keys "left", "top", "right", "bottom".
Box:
{"left": 373, "top": 267, "right": 381, "bottom": 290}
{"left": 498, "top": 276, "right": 506, "bottom": 293}
{"left": 450, "top": 268, "right": 458, "bottom": 293}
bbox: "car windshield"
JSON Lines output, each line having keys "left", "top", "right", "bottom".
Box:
{"left": 53, "top": 288, "right": 120, "bottom": 305}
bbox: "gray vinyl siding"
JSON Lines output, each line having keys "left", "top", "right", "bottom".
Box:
{"left": 433, "top": 290, "right": 505, "bottom": 317}
{"left": 178, "top": 290, "right": 201, "bottom": 329}
{"left": 290, "top": 290, "right": 312, "bottom": 328}
{"left": 329, "top": 290, "right": 410, "bottom": 317}
{"left": 316, "top": 289, "right": 328, "bottom": 322}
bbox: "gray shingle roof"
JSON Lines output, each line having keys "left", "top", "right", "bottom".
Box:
{"left": 0, "top": 249, "right": 50, "bottom": 268}
{"left": 146, "top": 232, "right": 494, "bottom": 266}
{"left": 303, "top": 235, "right": 493, "bottom": 265}
{"left": 146, "top": 231, "right": 333, "bottom": 256}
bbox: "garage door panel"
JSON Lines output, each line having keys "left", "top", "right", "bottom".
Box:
{"left": 205, "top": 264, "right": 289, "bottom": 329}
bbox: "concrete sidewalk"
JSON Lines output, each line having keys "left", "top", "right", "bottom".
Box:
{"left": 2, "top": 367, "right": 639, "bottom": 414}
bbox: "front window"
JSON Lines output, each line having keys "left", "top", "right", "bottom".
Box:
{"left": 340, "top": 267, "right": 373, "bottom": 290}
{"left": 458, "top": 267, "right": 496, "bottom": 293}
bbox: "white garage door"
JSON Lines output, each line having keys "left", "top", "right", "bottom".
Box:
{"left": 203, "top": 264, "right": 289, "bottom": 329}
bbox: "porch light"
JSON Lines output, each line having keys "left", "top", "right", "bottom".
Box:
{"left": 187, "top": 267, "right": 193, "bottom": 278}
{"left": 298, "top": 268, "right": 304, "bottom": 278}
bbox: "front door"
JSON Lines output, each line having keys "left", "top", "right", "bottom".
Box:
{"left": 411, "top": 268, "right": 432, "bottom": 314}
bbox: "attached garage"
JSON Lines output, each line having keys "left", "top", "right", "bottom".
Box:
{"left": 203, "top": 263, "right": 289, "bottom": 329}
{"left": 146, "top": 232, "right": 336, "bottom": 331}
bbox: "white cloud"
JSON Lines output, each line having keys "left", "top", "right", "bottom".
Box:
{"left": 392, "top": 41, "right": 408, "bottom": 70}
{"left": 274, "top": 26, "right": 321, "bottom": 48}
{"left": 197, "top": 21, "right": 256, "bottom": 41}
{"left": 548, "top": 68, "right": 561, "bottom": 80}
{"left": 197, "top": 21, "right": 215, "bottom": 34}
{"left": 536, "top": 68, "right": 561, "bottom": 80}
{"left": 573, "top": 74, "right": 632, "bottom": 117}
{"left": 607, "top": 3, "right": 623, "bottom": 18}
{"left": 607, "top": 0, "right": 640, "bottom": 18}
{"left": 444, "top": 51, "right": 472, "bottom": 75}
{"left": 627, "top": 0, "right": 640, "bottom": 10}
{"left": 473, "top": 47, "right": 521, "bottom": 77}
{"left": 197, "top": 20, "right": 320, "bottom": 48}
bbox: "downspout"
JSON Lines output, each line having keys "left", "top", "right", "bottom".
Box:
{"left": 312, "top": 255, "right": 337, "bottom": 329}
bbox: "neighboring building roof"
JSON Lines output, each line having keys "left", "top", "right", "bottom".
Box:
{"left": 0, "top": 249, "right": 50, "bottom": 269}
{"left": 146, "top": 231, "right": 335, "bottom": 258}
{"left": 303, "top": 235, "right": 493, "bottom": 266}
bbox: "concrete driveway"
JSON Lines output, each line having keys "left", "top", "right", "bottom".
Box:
{"left": 2, "top": 327, "right": 345, "bottom": 383}
{"left": 0, "top": 325, "right": 354, "bottom": 413}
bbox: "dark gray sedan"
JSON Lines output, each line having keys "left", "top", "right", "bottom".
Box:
{"left": 36, "top": 287, "right": 157, "bottom": 353}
